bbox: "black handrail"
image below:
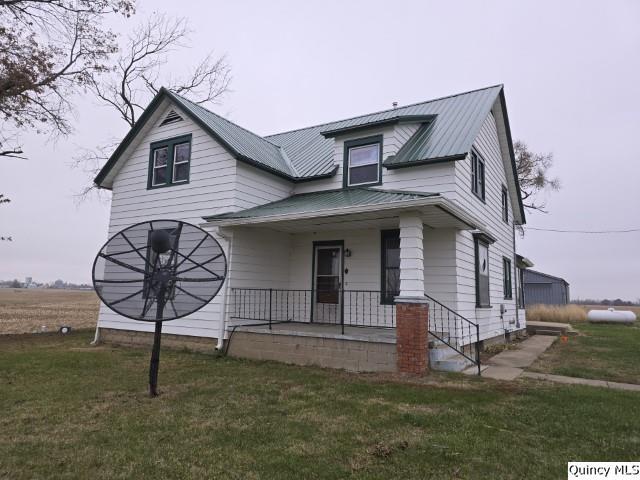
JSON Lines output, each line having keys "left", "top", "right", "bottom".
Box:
{"left": 229, "top": 288, "right": 396, "bottom": 333}
{"left": 423, "top": 293, "right": 481, "bottom": 375}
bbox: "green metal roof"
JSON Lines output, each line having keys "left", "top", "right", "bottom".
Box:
{"left": 203, "top": 188, "right": 438, "bottom": 221}
{"left": 266, "top": 85, "right": 503, "bottom": 172}
{"left": 165, "top": 91, "right": 298, "bottom": 177}
{"left": 96, "top": 85, "right": 503, "bottom": 185}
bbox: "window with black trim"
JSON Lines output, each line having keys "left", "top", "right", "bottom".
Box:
{"left": 148, "top": 134, "right": 192, "bottom": 189}
{"left": 381, "top": 229, "right": 400, "bottom": 304}
{"left": 501, "top": 186, "right": 509, "bottom": 223}
{"left": 475, "top": 238, "right": 490, "bottom": 307}
{"left": 471, "top": 150, "right": 485, "bottom": 200}
{"left": 503, "top": 257, "right": 513, "bottom": 299}
{"left": 344, "top": 136, "right": 382, "bottom": 187}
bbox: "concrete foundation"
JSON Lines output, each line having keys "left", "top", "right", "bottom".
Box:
{"left": 227, "top": 329, "right": 397, "bottom": 372}
{"left": 99, "top": 328, "right": 218, "bottom": 353}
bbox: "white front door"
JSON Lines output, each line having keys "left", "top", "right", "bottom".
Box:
{"left": 313, "top": 244, "right": 343, "bottom": 324}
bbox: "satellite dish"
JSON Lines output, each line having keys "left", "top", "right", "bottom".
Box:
{"left": 92, "top": 219, "right": 227, "bottom": 396}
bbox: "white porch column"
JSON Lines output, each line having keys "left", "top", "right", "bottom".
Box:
{"left": 398, "top": 213, "right": 425, "bottom": 299}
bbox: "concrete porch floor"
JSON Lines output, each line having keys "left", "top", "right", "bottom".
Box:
{"left": 233, "top": 322, "right": 397, "bottom": 344}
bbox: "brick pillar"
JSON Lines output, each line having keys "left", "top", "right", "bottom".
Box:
{"left": 395, "top": 300, "right": 429, "bottom": 375}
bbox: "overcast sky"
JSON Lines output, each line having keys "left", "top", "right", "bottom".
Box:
{"left": 1, "top": 0, "right": 639, "bottom": 299}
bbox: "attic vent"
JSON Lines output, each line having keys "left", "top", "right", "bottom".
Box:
{"left": 160, "top": 109, "right": 183, "bottom": 126}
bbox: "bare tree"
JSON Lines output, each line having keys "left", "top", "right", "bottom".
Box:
{"left": 76, "top": 13, "right": 231, "bottom": 198}
{"left": 514, "top": 140, "right": 560, "bottom": 213}
{"left": 0, "top": 0, "right": 136, "bottom": 157}
{"left": 91, "top": 13, "right": 231, "bottom": 127}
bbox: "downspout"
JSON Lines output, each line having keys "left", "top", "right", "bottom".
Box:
{"left": 90, "top": 324, "right": 101, "bottom": 345}
{"left": 512, "top": 222, "right": 520, "bottom": 330}
{"left": 215, "top": 228, "right": 233, "bottom": 350}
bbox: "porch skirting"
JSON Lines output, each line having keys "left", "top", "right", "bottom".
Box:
{"left": 98, "top": 328, "right": 218, "bottom": 354}
{"left": 227, "top": 330, "right": 397, "bottom": 373}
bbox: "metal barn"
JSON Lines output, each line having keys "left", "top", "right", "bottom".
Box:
{"left": 522, "top": 269, "right": 570, "bottom": 306}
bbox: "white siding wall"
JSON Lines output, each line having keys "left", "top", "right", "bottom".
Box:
{"left": 98, "top": 102, "right": 294, "bottom": 338}
{"left": 423, "top": 229, "right": 458, "bottom": 310}
{"left": 234, "top": 162, "right": 292, "bottom": 210}
{"left": 452, "top": 111, "right": 520, "bottom": 339}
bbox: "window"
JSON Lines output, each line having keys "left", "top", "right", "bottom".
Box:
{"left": 151, "top": 147, "right": 169, "bottom": 186}
{"left": 143, "top": 228, "right": 179, "bottom": 299}
{"left": 344, "top": 136, "right": 382, "bottom": 187}
{"left": 471, "top": 150, "right": 485, "bottom": 200}
{"left": 503, "top": 257, "right": 513, "bottom": 299}
{"left": 148, "top": 134, "right": 192, "bottom": 189}
{"left": 172, "top": 142, "right": 190, "bottom": 183}
{"left": 475, "top": 239, "right": 490, "bottom": 307}
{"left": 501, "top": 186, "right": 509, "bottom": 223}
{"left": 381, "top": 229, "right": 400, "bottom": 304}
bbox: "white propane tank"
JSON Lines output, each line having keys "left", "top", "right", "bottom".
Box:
{"left": 587, "top": 308, "right": 637, "bottom": 324}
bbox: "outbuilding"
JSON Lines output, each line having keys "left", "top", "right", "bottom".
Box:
{"left": 522, "top": 269, "right": 570, "bottom": 306}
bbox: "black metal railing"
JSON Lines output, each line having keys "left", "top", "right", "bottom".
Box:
{"left": 229, "top": 288, "right": 396, "bottom": 334}
{"left": 424, "top": 293, "right": 481, "bottom": 375}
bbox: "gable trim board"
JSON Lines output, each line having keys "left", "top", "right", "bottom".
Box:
{"left": 94, "top": 85, "right": 526, "bottom": 225}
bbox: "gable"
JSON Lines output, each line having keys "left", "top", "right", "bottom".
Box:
{"left": 94, "top": 88, "right": 335, "bottom": 189}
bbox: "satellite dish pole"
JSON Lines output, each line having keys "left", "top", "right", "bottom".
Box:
{"left": 92, "top": 220, "right": 227, "bottom": 397}
{"left": 147, "top": 228, "right": 175, "bottom": 397}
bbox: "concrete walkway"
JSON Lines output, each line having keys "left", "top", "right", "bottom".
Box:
{"left": 522, "top": 372, "right": 640, "bottom": 392}
{"left": 468, "top": 335, "right": 640, "bottom": 392}
{"left": 465, "top": 335, "right": 556, "bottom": 380}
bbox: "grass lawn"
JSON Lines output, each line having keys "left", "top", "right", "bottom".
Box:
{"left": 529, "top": 322, "right": 640, "bottom": 385}
{"left": 1, "top": 332, "right": 640, "bottom": 480}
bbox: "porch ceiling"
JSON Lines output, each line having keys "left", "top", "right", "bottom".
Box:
{"left": 202, "top": 190, "right": 487, "bottom": 233}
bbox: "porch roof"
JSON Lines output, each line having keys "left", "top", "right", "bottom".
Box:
{"left": 202, "top": 187, "right": 487, "bottom": 231}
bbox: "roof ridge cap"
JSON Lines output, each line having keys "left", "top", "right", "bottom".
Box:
{"left": 264, "top": 84, "right": 504, "bottom": 138}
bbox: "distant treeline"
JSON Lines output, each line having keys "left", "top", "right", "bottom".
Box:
{"left": 572, "top": 298, "right": 640, "bottom": 307}
{"left": 0, "top": 279, "right": 92, "bottom": 290}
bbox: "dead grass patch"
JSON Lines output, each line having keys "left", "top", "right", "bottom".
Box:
{"left": 0, "top": 289, "right": 99, "bottom": 334}
{"left": 526, "top": 304, "right": 587, "bottom": 323}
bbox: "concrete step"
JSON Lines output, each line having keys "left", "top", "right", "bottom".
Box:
{"left": 429, "top": 343, "right": 465, "bottom": 361}
{"left": 429, "top": 342, "right": 476, "bottom": 372}
{"left": 432, "top": 356, "right": 474, "bottom": 372}
{"left": 526, "top": 321, "right": 577, "bottom": 336}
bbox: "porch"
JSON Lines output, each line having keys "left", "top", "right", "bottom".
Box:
{"left": 225, "top": 287, "right": 481, "bottom": 374}
{"left": 202, "top": 188, "right": 488, "bottom": 374}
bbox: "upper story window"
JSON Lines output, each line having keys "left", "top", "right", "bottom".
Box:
{"left": 344, "top": 135, "right": 382, "bottom": 187}
{"left": 470, "top": 150, "right": 485, "bottom": 201}
{"left": 148, "top": 134, "right": 192, "bottom": 189}
{"left": 501, "top": 186, "right": 509, "bottom": 223}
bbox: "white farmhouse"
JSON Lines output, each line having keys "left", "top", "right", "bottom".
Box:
{"left": 94, "top": 85, "right": 527, "bottom": 374}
